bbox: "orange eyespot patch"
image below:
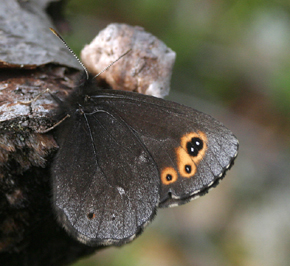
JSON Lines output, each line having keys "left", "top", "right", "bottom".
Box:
{"left": 175, "top": 147, "right": 197, "bottom": 178}
{"left": 161, "top": 167, "right": 178, "bottom": 185}
{"left": 176, "top": 131, "right": 207, "bottom": 178}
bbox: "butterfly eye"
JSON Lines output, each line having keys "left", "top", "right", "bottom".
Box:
{"left": 87, "top": 212, "right": 95, "bottom": 220}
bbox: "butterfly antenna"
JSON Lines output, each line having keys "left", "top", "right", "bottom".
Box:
{"left": 49, "top": 27, "right": 89, "bottom": 80}
{"left": 93, "top": 49, "right": 132, "bottom": 79}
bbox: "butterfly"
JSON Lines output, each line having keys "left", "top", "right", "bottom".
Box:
{"left": 49, "top": 28, "right": 238, "bottom": 247}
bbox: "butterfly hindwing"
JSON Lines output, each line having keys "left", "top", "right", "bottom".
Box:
{"left": 52, "top": 95, "right": 160, "bottom": 246}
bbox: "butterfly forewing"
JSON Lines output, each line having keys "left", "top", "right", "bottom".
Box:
{"left": 90, "top": 90, "right": 238, "bottom": 208}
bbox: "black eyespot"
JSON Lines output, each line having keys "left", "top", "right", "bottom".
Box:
{"left": 185, "top": 165, "right": 191, "bottom": 173}
{"left": 166, "top": 174, "right": 172, "bottom": 181}
{"left": 87, "top": 212, "right": 95, "bottom": 220}
{"left": 186, "top": 142, "right": 198, "bottom": 156}
{"left": 191, "top": 137, "right": 203, "bottom": 151}
{"left": 186, "top": 137, "right": 203, "bottom": 156}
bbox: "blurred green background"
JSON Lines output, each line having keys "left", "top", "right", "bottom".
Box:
{"left": 58, "top": 0, "right": 290, "bottom": 265}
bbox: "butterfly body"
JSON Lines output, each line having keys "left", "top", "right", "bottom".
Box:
{"left": 52, "top": 76, "right": 238, "bottom": 246}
